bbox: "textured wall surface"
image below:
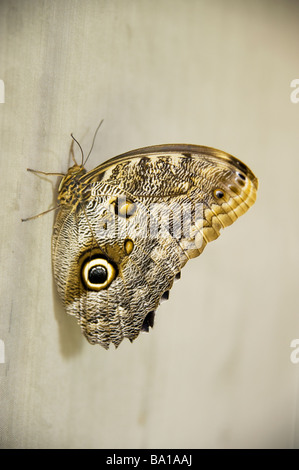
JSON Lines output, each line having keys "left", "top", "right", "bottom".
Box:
{"left": 1, "top": 0, "right": 299, "bottom": 449}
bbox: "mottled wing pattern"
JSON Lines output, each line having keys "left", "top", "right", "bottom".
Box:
{"left": 52, "top": 144, "right": 258, "bottom": 349}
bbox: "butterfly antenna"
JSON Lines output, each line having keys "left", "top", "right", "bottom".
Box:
{"left": 70, "top": 133, "right": 85, "bottom": 166}
{"left": 83, "top": 119, "right": 104, "bottom": 166}
{"left": 21, "top": 205, "right": 60, "bottom": 222}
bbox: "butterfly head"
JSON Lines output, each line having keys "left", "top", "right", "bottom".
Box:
{"left": 57, "top": 164, "right": 87, "bottom": 206}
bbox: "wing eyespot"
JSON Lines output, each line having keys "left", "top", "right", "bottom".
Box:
{"left": 124, "top": 239, "right": 134, "bottom": 255}
{"left": 110, "top": 197, "right": 137, "bottom": 218}
{"left": 81, "top": 257, "right": 116, "bottom": 291}
{"left": 214, "top": 189, "right": 225, "bottom": 199}
{"left": 236, "top": 171, "right": 246, "bottom": 181}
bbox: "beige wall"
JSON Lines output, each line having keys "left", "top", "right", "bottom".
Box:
{"left": 1, "top": 0, "right": 299, "bottom": 448}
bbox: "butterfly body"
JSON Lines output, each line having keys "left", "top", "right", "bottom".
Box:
{"left": 52, "top": 144, "right": 258, "bottom": 349}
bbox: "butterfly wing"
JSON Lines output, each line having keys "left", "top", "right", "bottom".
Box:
{"left": 52, "top": 145, "right": 258, "bottom": 348}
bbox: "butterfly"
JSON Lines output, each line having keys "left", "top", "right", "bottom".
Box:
{"left": 24, "top": 123, "right": 258, "bottom": 349}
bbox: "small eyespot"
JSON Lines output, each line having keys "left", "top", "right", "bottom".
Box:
{"left": 124, "top": 239, "right": 134, "bottom": 255}
{"left": 111, "top": 197, "right": 136, "bottom": 218}
{"left": 81, "top": 257, "right": 116, "bottom": 291}
{"left": 118, "top": 201, "right": 136, "bottom": 217}
{"left": 237, "top": 172, "right": 246, "bottom": 181}
{"left": 214, "top": 189, "right": 225, "bottom": 199}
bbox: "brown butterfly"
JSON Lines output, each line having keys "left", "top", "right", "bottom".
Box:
{"left": 24, "top": 123, "right": 258, "bottom": 349}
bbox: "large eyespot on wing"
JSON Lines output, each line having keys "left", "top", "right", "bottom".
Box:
{"left": 70, "top": 246, "right": 131, "bottom": 349}
{"left": 80, "top": 254, "right": 117, "bottom": 291}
